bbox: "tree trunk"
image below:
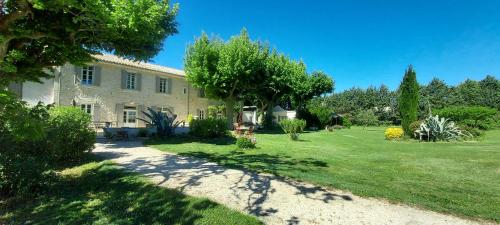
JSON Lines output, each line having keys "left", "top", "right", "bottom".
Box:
{"left": 0, "top": 39, "right": 9, "bottom": 62}
{"left": 264, "top": 100, "right": 275, "bottom": 128}
{"left": 295, "top": 99, "right": 303, "bottom": 119}
{"left": 225, "top": 98, "right": 235, "bottom": 130}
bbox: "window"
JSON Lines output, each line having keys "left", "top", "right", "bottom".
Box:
{"left": 198, "top": 88, "right": 205, "bottom": 98}
{"left": 198, "top": 109, "right": 205, "bottom": 120}
{"left": 81, "top": 66, "right": 94, "bottom": 85}
{"left": 183, "top": 87, "right": 187, "bottom": 94}
{"left": 123, "top": 108, "right": 137, "bottom": 127}
{"left": 80, "top": 104, "right": 92, "bottom": 115}
{"left": 123, "top": 111, "right": 136, "bottom": 123}
{"left": 159, "top": 78, "right": 167, "bottom": 93}
{"left": 126, "top": 73, "right": 136, "bottom": 89}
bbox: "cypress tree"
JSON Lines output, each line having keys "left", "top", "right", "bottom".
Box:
{"left": 398, "top": 65, "right": 419, "bottom": 135}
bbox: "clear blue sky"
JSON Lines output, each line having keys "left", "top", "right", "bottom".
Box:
{"left": 151, "top": 0, "right": 500, "bottom": 92}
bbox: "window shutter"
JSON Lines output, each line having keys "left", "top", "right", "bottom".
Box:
{"left": 155, "top": 76, "right": 161, "bottom": 93}
{"left": 93, "top": 104, "right": 100, "bottom": 122}
{"left": 121, "top": 70, "right": 127, "bottom": 89}
{"left": 167, "top": 78, "right": 173, "bottom": 94}
{"left": 136, "top": 73, "right": 142, "bottom": 91}
{"left": 74, "top": 66, "right": 82, "bottom": 84}
{"left": 116, "top": 103, "right": 124, "bottom": 127}
{"left": 137, "top": 104, "right": 146, "bottom": 127}
{"left": 93, "top": 66, "right": 101, "bottom": 86}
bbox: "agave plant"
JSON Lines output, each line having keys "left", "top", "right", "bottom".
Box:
{"left": 414, "top": 115, "right": 470, "bottom": 141}
{"left": 138, "top": 107, "right": 183, "bottom": 137}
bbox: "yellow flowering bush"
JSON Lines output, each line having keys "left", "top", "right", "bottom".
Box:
{"left": 385, "top": 127, "right": 404, "bottom": 140}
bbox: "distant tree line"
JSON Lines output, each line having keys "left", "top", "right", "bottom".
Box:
{"left": 308, "top": 75, "right": 499, "bottom": 127}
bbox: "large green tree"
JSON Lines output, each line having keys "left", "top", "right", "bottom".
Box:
{"left": 258, "top": 51, "right": 305, "bottom": 127}
{"left": 0, "top": 0, "right": 178, "bottom": 86}
{"left": 185, "top": 29, "right": 266, "bottom": 128}
{"left": 478, "top": 75, "right": 500, "bottom": 110}
{"left": 292, "top": 70, "right": 334, "bottom": 117}
{"left": 418, "top": 78, "right": 451, "bottom": 118}
{"left": 398, "top": 65, "right": 419, "bottom": 135}
{"left": 454, "top": 79, "right": 482, "bottom": 107}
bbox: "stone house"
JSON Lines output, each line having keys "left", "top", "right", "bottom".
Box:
{"left": 9, "top": 54, "right": 216, "bottom": 128}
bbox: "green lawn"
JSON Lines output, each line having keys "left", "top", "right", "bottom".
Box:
{"left": 147, "top": 127, "right": 500, "bottom": 222}
{"left": 0, "top": 157, "right": 262, "bottom": 225}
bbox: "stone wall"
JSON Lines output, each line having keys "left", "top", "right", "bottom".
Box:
{"left": 57, "top": 62, "right": 216, "bottom": 127}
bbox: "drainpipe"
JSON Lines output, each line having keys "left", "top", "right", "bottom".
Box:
{"left": 187, "top": 81, "right": 190, "bottom": 115}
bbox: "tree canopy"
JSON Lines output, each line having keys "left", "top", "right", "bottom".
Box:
{"left": 258, "top": 51, "right": 306, "bottom": 126}
{"left": 0, "top": 0, "right": 179, "bottom": 86}
{"left": 185, "top": 29, "right": 266, "bottom": 128}
{"left": 185, "top": 28, "right": 334, "bottom": 128}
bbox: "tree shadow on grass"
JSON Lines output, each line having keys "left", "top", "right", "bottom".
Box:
{"left": 105, "top": 150, "right": 349, "bottom": 222}
{"left": 146, "top": 135, "right": 237, "bottom": 146}
{"left": 178, "top": 150, "right": 328, "bottom": 176}
{"left": 171, "top": 151, "right": 351, "bottom": 219}
{"left": 254, "top": 129, "right": 285, "bottom": 135}
{"left": 0, "top": 157, "right": 262, "bottom": 225}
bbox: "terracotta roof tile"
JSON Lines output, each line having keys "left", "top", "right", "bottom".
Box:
{"left": 92, "top": 54, "right": 185, "bottom": 77}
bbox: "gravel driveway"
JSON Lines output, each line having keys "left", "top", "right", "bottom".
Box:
{"left": 93, "top": 141, "right": 489, "bottom": 225}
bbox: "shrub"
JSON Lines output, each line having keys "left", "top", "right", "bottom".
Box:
{"left": 279, "top": 119, "right": 306, "bottom": 140}
{"left": 341, "top": 117, "right": 352, "bottom": 128}
{"left": 0, "top": 91, "right": 53, "bottom": 196}
{"left": 434, "top": 106, "right": 498, "bottom": 130}
{"left": 409, "top": 120, "right": 422, "bottom": 138}
{"left": 461, "top": 126, "right": 485, "bottom": 138}
{"left": 296, "top": 108, "right": 320, "bottom": 128}
{"left": 307, "top": 99, "right": 331, "bottom": 129}
{"left": 353, "top": 110, "right": 378, "bottom": 127}
{"left": 47, "top": 106, "right": 96, "bottom": 161}
{"left": 208, "top": 105, "right": 225, "bottom": 119}
{"left": 385, "top": 127, "right": 404, "bottom": 140}
{"left": 236, "top": 137, "right": 256, "bottom": 149}
{"left": 1, "top": 93, "right": 96, "bottom": 196}
{"left": 186, "top": 114, "right": 194, "bottom": 125}
{"left": 189, "top": 118, "right": 227, "bottom": 138}
{"left": 414, "top": 115, "right": 470, "bottom": 142}
{"left": 137, "top": 128, "right": 149, "bottom": 137}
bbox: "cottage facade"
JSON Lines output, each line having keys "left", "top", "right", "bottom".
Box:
{"left": 11, "top": 54, "right": 215, "bottom": 128}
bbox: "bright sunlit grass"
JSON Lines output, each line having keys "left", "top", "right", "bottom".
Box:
{"left": 147, "top": 127, "right": 500, "bottom": 222}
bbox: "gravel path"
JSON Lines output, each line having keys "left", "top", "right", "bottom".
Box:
{"left": 94, "top": 141, "right": 489, "bottom": 225}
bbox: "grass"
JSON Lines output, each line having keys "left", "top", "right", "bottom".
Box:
{"left": 146, "top": 127, "right": 500, "bottom": 222}
{"left": 0, "top": 156, "right": 263, "bottom": 225}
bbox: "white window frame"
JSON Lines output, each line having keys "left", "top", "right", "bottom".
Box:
{"left": 80, "top": 104, "right": 93, "bottom": 115}
{"left": 159, "top": 78, "right": 167, "bottom": 93}
{"left": 81, "top": 66, "right": 94, "bottom": 85}
{"left": 126, "top": 73, "right": 136, "bottom": 89}
{"left": 198, "top": 109, "right": 205, "bottom": 120}
{"left": 123, "top": 109, "right": 137, "bottom": 127}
